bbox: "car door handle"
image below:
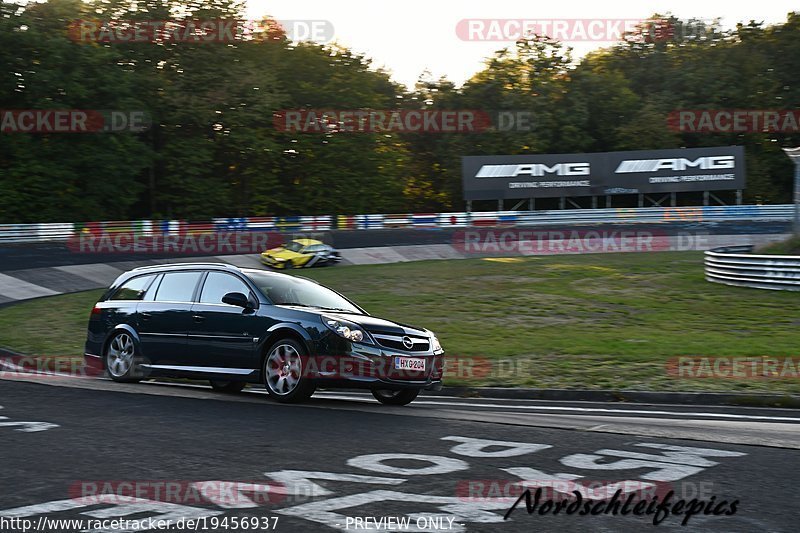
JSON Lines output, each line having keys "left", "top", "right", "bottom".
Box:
{"left": 193, "top": 314, "right": 205, "bottom": 322}
{"left": 140, "top": 312, "right": 152, "bottom": 321}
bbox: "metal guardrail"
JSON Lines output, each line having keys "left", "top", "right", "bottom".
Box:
{"left": 705, "top": 245, "right": 800, "bottom": 291}
{"left": 0, "top": 204, "right": 794, "bottom": 244}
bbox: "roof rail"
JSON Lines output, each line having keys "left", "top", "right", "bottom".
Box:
{"left": 131, "top": 262, "right": 239, "bottom": 271}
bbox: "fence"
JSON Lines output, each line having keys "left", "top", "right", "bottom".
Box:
{"left": 705, "top": 244, "right": 800, "bottom": 291}
{"left": 0, "top": 204, "right": 794, "bottom": 244}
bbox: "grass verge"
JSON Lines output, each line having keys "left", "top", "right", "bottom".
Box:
{"left": 757, "top": 235, "right": 800, "bottom": 255}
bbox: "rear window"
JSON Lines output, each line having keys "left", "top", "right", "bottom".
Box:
{"left": 109, "top": 274, "right": 156, "bottom": 301}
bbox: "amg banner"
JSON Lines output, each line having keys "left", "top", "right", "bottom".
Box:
{"left": 462, "top": 146, "right": 745, "bottom": 200}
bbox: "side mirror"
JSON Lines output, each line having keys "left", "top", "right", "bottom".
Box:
{"left": 222, "top": 292, "right": 250, "bottom": 308}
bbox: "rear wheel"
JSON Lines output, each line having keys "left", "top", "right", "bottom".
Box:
{"left": 105, "top": 332, "right": 142, "bottom": 383}
{"left": 263, "top": 339, "right": 315, "bottom": 403}
{"left": 371, "top": 388, "right": 419, "bottom": 406}
{"left": 209, "top": 380, "right": 246, "bottom": 393}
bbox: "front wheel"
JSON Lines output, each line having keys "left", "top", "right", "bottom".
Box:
{"left": 371, "top": 388, "right": 419, "bottom": 406}
{"left": 105, "top": 332, "right": 142, "bottom": 383}
{"left": 209, "top": 380, "right": 246, "bottom": 393}
{"left": 263, "top": 339, "right": 315, "bottom": 403}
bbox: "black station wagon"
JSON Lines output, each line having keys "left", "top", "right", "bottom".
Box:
{"left": 84, "top": 263, "right": 444, "bottom": 405}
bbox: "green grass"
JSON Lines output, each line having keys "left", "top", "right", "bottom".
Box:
{"left": 0, "top": 289, "right": 103, "bottom": 356}
{"left": 2, "top": 252, "right": 799, "bottom": 394}
{"left": 757, "top": 235, "right": 800, "bottom": 255}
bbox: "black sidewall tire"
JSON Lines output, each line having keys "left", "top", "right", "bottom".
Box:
{"left": 209, "top": 380, "right": 247, "bottom": 393}
{"left": 371, "top": 388, "right": 420, "bottom": 406}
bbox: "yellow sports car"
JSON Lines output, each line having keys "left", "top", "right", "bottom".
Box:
{"left": 260, "top": 238, "right": 342, "bottom": 269}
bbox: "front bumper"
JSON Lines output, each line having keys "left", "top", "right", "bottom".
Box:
{"left": 308, "top": 341, "right": 444, "bottom": 391}
{"left": 260, "top": 255, "right": 289, "bottom": 268}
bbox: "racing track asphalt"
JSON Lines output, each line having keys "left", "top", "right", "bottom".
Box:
{"left": 0, "top": 374, "right": 797, "bottom": 532}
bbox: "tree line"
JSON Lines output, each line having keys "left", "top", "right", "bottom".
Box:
{"left": 1, "top": 0, "right": 799, "bottom": 223}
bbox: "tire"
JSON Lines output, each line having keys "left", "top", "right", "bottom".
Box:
{"left": 105, "top": 331, "right": 143, "bottom": 383}
{"left": 371, "top": 388, "right": 420, "bottom": 406}
{"left": 209, "top": 380, "right": 246, "bottom": 393}
{"left": 263, "top": 339, "right": 315, "bottom": 403}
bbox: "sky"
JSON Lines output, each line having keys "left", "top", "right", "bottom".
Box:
{"left": 245, "top": 0, "right": 798, "bottom": 89}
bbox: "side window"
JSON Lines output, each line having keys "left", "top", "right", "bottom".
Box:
{"left": 154, "top": 272, "right": 203, "bottom": 303}
{"left": 109, "top": 274, "right": 156, "bottom": 301}
{"left": 200, "top": 272, "right": 250, "bottom": 305}
{"left": 306, "top": 245, "right": 322, "bottom": 253}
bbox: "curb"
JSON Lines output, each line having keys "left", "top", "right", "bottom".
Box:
{"left": 431, "top": 386, "right": 800, "bottom": 409}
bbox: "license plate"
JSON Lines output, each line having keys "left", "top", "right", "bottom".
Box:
{"left": 394, "top": 357, "right": 426, "bottom": 371}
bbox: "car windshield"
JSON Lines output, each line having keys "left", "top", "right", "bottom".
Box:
{"left": 283, "top": 241, "right": 304, "bottom": 252}
{"left": 245, "top": 272, "right": 362, "bottom": 314}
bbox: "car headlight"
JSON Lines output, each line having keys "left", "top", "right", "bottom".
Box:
{"left": 323, "top": 316, "right": 372, "bottom": 344}
{"left": 430, "top": 333, "right": 443, "bottom": 352}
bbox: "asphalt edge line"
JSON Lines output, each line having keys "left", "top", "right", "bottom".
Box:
{"left": 432, "top": 386, "right": 800, "bottom": 409}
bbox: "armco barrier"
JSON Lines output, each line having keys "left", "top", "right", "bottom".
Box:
{"left": 0, "top": 204, "right": 793, "bottom": 244}
{"left": 705, "top": 245, "right": 800, "bottom": 291}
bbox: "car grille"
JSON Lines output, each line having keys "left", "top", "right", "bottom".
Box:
{"left": 370, "top": 333, "right": 430, "bottom": 352}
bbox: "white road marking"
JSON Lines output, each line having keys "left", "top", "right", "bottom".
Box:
{"left": 264, "top": 471, "right": 406, "bottom": 499}
{"left": 442, "top": 436, "right": 551, "bottom": 458}
{"left": 0, "top": 405, "right": 59, "bottom": 432}
{"left": 347, "top": 454, "right": 469, "bottom": 476}
{"left": 0, "top": 419, "right": 59, "bottom": 432}
{"left": 502, "top": 467, "right": 654, "bottom": 499}
{"left": 560, "top": 443, "right": 746, "bottom": 482}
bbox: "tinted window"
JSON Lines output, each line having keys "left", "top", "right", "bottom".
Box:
{"left": 109, "top": 274, "right": 156, "bottom": 301}
{"left": 200, "top": 272, "right": 250, "bottom": 304}
{"left": 154, "top": 272, "right": 202, "bottom": 302}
